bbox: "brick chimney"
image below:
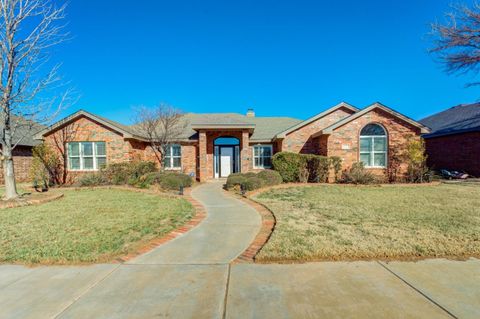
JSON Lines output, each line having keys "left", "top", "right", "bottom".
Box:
{"left": 246, "top": 108, "right": 255, "bottom": 117}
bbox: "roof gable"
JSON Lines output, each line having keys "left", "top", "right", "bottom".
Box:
{"left": 274, "top": 102, "right": 359, "bottom": 139}
{"left": 35, "top": 110, "right": 146, "bottom": 141}
{"left": 318, "top": 102, "right": 430, "bottom": 135}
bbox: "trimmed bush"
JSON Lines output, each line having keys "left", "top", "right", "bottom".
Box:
{"left": 78, "top": 173, "right": 109, "bottom": 187}
{"left": 102, "top": 161, "right": 157, "bottom": 185}
{"left": 257, "top": 170, "right": 283, "bottom": 186}
{"left": 272, "top": 152, "right": 304, "bottom": 182}
{"left": 242, "top": 176, "right": 265, "bottom": 191}
{"left": 329, "top": 156, "right": 342, "bottom": 182}
{"left": 135, "top": 171, "right": 192, "bottom": 190}
{"left": 157, "top": 172, "right": 193, "bottom": 190}
{"left": 341, "top": 162, "right": 376, "bottom": 184}
{"left": 226, "top": 170, "right": 281, "bottom": 191}
{"left": 226, "top": 173, "right": 247, "bottom": 190}
{"left": 304, "top": 155, "right": 330, "bottom": 183}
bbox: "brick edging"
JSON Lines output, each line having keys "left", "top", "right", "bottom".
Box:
{"left": 0, "top": 192, "right": 64, "bottom": 209}
{"left": 114, "top": 187, "right": 207, "bottom": 263}
{"left": 225, "top": 191, "right": 277, "bottom": 263}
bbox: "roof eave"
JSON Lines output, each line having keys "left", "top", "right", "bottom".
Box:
{"left": 38, "top": 110, "right": 136, "bottom": 139}
{"left": 319, "top": 102, "right": 431, "bottom": 134}
{"left": 273, "top": 101, "right": 359, "bottom": 139}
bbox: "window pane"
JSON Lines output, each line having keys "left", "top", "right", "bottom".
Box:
{"left": 254, "top": 147, "right": 259, "bottom": 156}
{"left": 264, "top": 157, "right": 272, "bottom": 168}
{"left": 96, "top": 142, "right": 106, "bottom": 156}
{"left": 172, "top": 145, "right": 181, "bottom": 156}
{"left": 374, "top": 137, "right": 386, "bottom": 151}
{"left": 165, "top": 146, "right": 171, "bottom": 156}
{"left": 83, "top": 143, "right": 93, "bottom": 156}
{"left": 83, "top": 157, "right": 94, "bottom": 169}
{"left": 361, "top": 124, "right": 385, "bottom": 136}
{"left": 263, "top": 146, "right": 272, "bottom": 156}
{"left": 254, "top": 157, "right": 260, "bottom": 167}
{"left": 97, "top": 157, "right": 107, "bottom": 169}
{"left": 360, "top": 138, "right": 371, "bottom": 152}
{"left": 360, "top": 153, "right": 371, "bottom": 166}
{"left": 172, "top": 157, "right": 181, "bottom": 168}
{"left": 373, "top": 153, "right": 386, "bottom": 167}
{"left": 164, "top": 156, "right": 171, "bottom": 168}
{"left": 69, "top": 157, "right": 80, "bottom": 170}
{"left": 68, "top": 143, "right": 79, "bottom": 156}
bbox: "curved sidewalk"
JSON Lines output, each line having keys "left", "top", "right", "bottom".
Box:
{"left": 129, "top": 180, "right": 262, "bottom": 265}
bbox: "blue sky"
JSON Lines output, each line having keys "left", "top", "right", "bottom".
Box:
{"left": 53, "top": 0, "right": 478, "bottom": 123}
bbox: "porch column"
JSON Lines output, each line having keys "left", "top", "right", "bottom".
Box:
{"left": 241, "top": 130, "right": 250, "bottom": 173}
{"left": 198, "top": 130, "right": 207, "bottom": 182}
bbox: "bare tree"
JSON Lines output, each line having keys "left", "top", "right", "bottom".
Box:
{"left": 134, "top": 104, "right": 187, "bottom": 169}
{"left": 0, "top": 0, "right": 72, "bottom": 199}
{"left": 430, "top": 3, "right": 480, "bottom": 85}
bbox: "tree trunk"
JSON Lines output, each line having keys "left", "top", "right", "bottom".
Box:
{"left": 2, "top": 147, "right": 18, "bottom": 200}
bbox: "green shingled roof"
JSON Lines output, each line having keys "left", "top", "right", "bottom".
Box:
{"left": 39, "top": 110, "right": 302, "bottom": 142}
{"left": 177, "top": 113, "right": 302, "bottom": 141}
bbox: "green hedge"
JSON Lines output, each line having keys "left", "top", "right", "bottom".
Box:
{"left": 102, "top": 161, "right": 157, "bottom": 185}
{"left": 225, "top": 170, "right": 283, "bottom": 191}
{"left": 135, "top": 171, "right": 193, "bottom": 190}
{"left": 77, "top": 161, "right": 192, "bottom": 191}
{"left": 271, "top": 152, "right": 305, "bottom": 183}
{"left": 272, "top": 152, "right": 342, "bottom": 183}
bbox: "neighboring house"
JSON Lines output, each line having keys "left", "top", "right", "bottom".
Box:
{"left": 421, "top": 103, "right": 480, "bottom": 177}
{"left": 0, "top": 117, "right": 45, "bottom": 183}
{"left": 35, "top": 102, "right": 429, "bottom": 183}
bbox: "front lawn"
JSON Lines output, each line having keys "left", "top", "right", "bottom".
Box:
{"left": 253, "top": 184, "right": 480, "bottom": 262}
{"left": 0, "top": 188, "right": 193, "bottom": 264}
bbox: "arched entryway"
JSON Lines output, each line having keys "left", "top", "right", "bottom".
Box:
{"left": 214, "top": 137, "right": 240, "bottom": 178}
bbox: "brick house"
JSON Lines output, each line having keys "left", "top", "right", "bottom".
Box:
{"left": 0, "top": 118, "right": 44, "bottom": 184}
{"left": 421, "top": 103, "right": 480, "bottom": 177}
{"left": 35, "top": 102, "right": 429, "bottom": 183}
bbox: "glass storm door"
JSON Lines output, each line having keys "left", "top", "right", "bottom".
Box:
{"left": 220, "top": 147, "right": 234, "bottom": 177}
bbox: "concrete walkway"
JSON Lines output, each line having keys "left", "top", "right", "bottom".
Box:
{"left": 129, "top": 181, "right": 262, "bottom": 264}
{"left": 0, "top": 181, "right": 479, "bottom": 318}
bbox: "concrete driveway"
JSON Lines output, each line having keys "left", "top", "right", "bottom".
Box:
{"left": 0, "top": 181, "right": 479, "bottom": 318}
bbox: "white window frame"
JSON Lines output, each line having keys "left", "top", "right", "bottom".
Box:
{"left": 67, "top": 141, "right": 107, "bottom": 171}
{"left": 253, "top": 144, "right": 273, "bottom": 169}
{"left": 359, "top": 132, "right": 387, "bottom": 168}
{"left": 164, "top": 144, "right": 182, "bottom": 170}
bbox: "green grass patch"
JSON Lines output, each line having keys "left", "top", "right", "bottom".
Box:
{"left": 253, "top": 184, "right": 480, "bottom": 261}
{"left": 0, "top": 188, "right": 193, "bottom": 264}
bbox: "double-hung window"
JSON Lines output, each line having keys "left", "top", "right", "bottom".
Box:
{"left": 67, "top": 142, "right": 106, "bottom": 171}
{"left": 359, "top": 124, "right": 387, "bottom": 168}
{"left": 253, "top": 145, "right": 273, "bottom": 169}
{"left": 164, "top": 144, "right": 181, "bottom": 169}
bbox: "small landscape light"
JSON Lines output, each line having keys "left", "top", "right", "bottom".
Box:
{"left": 179, "top": 185, "right": 184, "bottom": 195}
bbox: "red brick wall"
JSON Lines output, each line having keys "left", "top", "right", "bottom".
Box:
{"left": 281, "top": 107, "right": 355, "bottom": 154}
{"left": 326, "top": 108, "right": 422, "bottom": 179}
{"left": 43, "top": 116, "right": 134, "bottom": 183}
{"left": 425, "top": 132, "right": 480, "bottom": 177}
{"left": 198, "top": 130, "right": 250, "bottom": 181}
{"left": 0, "top": 145, "right": 34, "bottom": 184}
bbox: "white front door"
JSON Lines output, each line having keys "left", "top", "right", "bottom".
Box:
{"left": 220, "top": 147, "right": 233, "bottom": 177}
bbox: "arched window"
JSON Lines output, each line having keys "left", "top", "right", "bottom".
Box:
{"left": 359, "top": 124, "right": 387, "bottom": 168}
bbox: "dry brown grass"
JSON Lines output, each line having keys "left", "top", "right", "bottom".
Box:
{"left": 0, "top": 188, "right": 193, "bottom": 264}
{"left": 253, "top": 183, "right": 480, "bottom": 262}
